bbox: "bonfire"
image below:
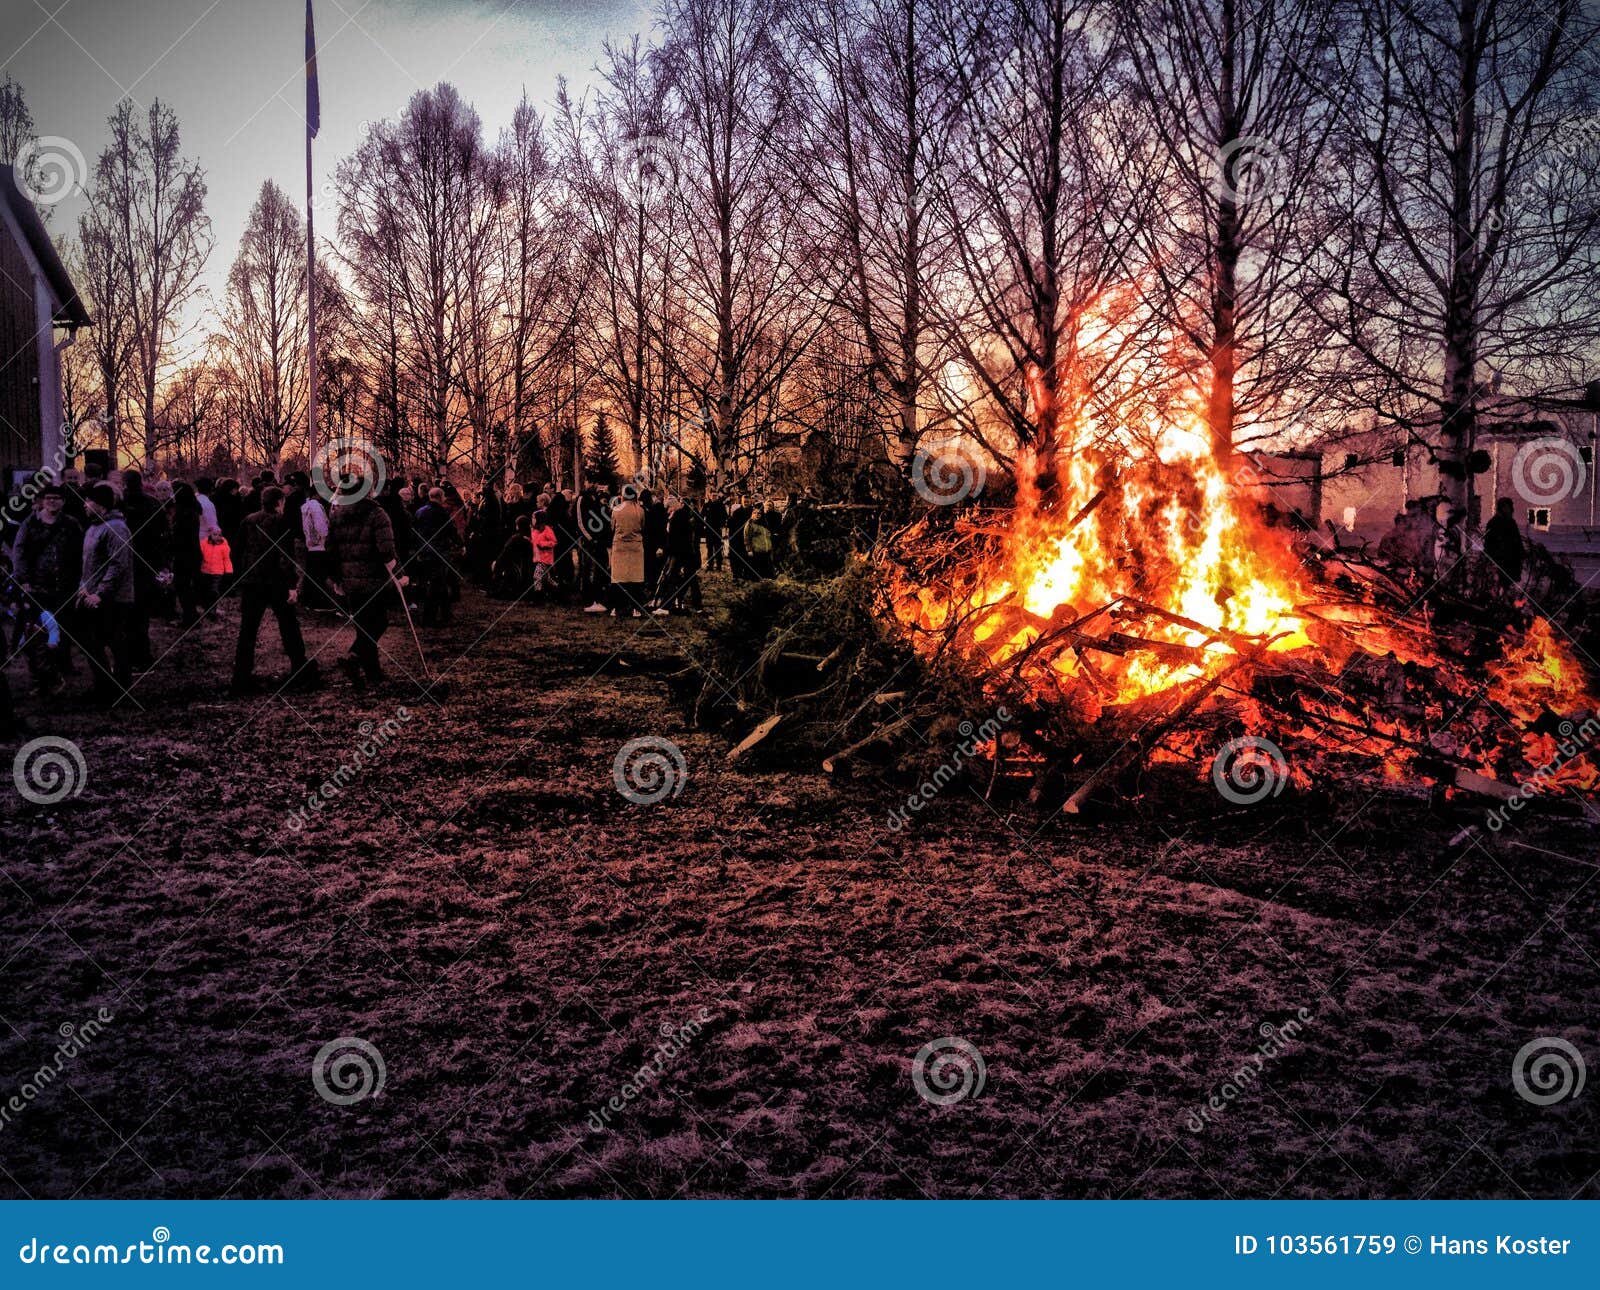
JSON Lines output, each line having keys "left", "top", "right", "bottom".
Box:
{"left": 888, "top": 402, "right": 1599, "bottom": 813}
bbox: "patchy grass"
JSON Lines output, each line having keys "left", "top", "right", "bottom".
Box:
{"left": 1, "top": 584, "right": 1596, "bottom": 1198}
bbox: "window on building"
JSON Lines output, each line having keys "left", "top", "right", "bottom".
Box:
{"left": 1529, "top": 508, "right": 1551, "bottom": 531}
{"left": 1582, "top": 445, "right": 1594, "bottom": 465}
{"left": 1342, "top": 506, "right": 1358, "bottom": 532}
{"left": 1391, "top": 449, "right": 1405, "bottom": 467}
{"left": 1344, "top": 452, "right": 1360, "bottom": 470}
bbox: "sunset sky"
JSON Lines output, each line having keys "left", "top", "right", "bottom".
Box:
{"left": 1, "top": 0, "right": 654, "bottom": 316}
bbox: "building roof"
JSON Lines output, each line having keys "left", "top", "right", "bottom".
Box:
{"left": 0, "top": 164, "right": 92, "bottom": 330}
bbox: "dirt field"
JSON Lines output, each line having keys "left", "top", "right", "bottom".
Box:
{"left": 2, "top": 582, "right": 1597, "bottom": 1198}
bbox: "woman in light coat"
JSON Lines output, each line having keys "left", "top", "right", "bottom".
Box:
{"left": 609, "top": 495, "right": 647, "bottom": 616}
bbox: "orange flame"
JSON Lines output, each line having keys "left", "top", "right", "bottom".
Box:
{"left": 898, "top": 393, "right": 1311, "bottom": 707}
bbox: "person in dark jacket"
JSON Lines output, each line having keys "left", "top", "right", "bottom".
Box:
{"left": 214, "top": 478, "right": 244, "bottom": 548}
{"left": 490, "top": 514, "right": 535, "bottom": 599}
{"left": 1483, "top": 497, "right": 1524, "bottom": 588}
{"left": 231, "top": 488, "right": 317, "bottom": 694}
{"left": 467, "top": 483, "right": 503, "bottom": 583}
{"left": 546, "top": 489, "right": 576, "bottom": 596}
{"left": 702, "top": 493, "right": 728, "bottom": 572}
{"left": 170, "top": 483, "right": 204, "bottom": 626}
{"left": 77, "top": 483, "right": 136, "bottom": 706}
{"left": 642, "top": 490, "right": 669, "bottom": 595}
{"left": 10, "top": 485, "right": 83, "bottom": 690}
{"left": 117, "top": 469, "right": 167, "bottom": 668}
{"left": 727, "top": 496, "right": 755, "bottom": 581}
{"left": 659, "top": 497, "right": 704, "bottom": 613}
{"left": 327, "top": 481, "right": 399, "bottom": 691}
{"left": 409, "top": 487, "right": 463, "bottom": 626}
{"left": 577, "top": 485, "right": 613, "bottom": 610}
{"left": 379, "top": 479, "right": 414, "bottom": 569}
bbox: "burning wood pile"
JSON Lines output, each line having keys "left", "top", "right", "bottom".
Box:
{"left": 888, "top": 427, "right": 1600, "bottom": 814}
{"left": 690, "top": 410, "right": 1597, "bottom": 818}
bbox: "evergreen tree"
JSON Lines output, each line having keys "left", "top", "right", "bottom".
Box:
{"left": 586, "top": 412, "right": 620, "bottom": 487}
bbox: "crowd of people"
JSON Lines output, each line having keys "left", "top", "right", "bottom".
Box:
{"left": 0, "top": 463, "right": 817, "bottom": 732}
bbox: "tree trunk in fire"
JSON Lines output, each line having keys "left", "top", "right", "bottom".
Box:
{"left": 1209, "top": 199, "right": 1240, "bottom": 467}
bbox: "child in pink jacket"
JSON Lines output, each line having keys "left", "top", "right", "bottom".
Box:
{"left": 530, "top": 510, "right": 557, "bottom": 593}
{"left": 199, "top": 531, "right": 233, "bottom": 609}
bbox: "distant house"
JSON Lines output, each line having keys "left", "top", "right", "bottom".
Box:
{"left": 0, "top": 164, "right": 92, "bottom": 484}
{"left": 1242, "top": 401, "right": 1599, "bottom": 540}
{"left": 1316, "top": 413, "right": 1600, "bottom": 537}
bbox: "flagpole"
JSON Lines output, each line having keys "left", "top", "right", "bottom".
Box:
{"left": 305, "top": 0, "right": 320, "bottom": 470}
{"left": 306, "top": 123, "right": 318, "bottom": 470}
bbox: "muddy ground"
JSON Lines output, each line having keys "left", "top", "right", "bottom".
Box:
{"left": 1, "top": 580, "right": 1597, "bottom": 1198}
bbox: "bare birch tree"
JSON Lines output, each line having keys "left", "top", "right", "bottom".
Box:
{"left": 1315, "top": 0, "right": 1600, "bottom": 514}
{"left": 89, "top": 100, "right": 212, "bottom": 466}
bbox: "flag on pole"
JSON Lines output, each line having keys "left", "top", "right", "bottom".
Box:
{"left": 305, "top": 0, "right": 320, "bottom": 138}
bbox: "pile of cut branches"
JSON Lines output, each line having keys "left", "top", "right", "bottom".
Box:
{"left": 675, "top": 560, "right": 1008, "bottom": 782}
{"left": 884, "top": 513, "right": 1600, "bottom": 813}
{"left": 675, "top": 510, "right": 1599, "bottom": 819}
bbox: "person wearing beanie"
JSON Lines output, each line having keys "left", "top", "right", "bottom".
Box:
{"left": 10, "top": 484, "right": 83, "bottom": 692}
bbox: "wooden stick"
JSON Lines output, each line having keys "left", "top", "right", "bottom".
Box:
{"left": 822, "top": 715, "right": 915, "bottom": 774}
{"left": 728, "top": 714, "right": 783, "bottom": 763}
